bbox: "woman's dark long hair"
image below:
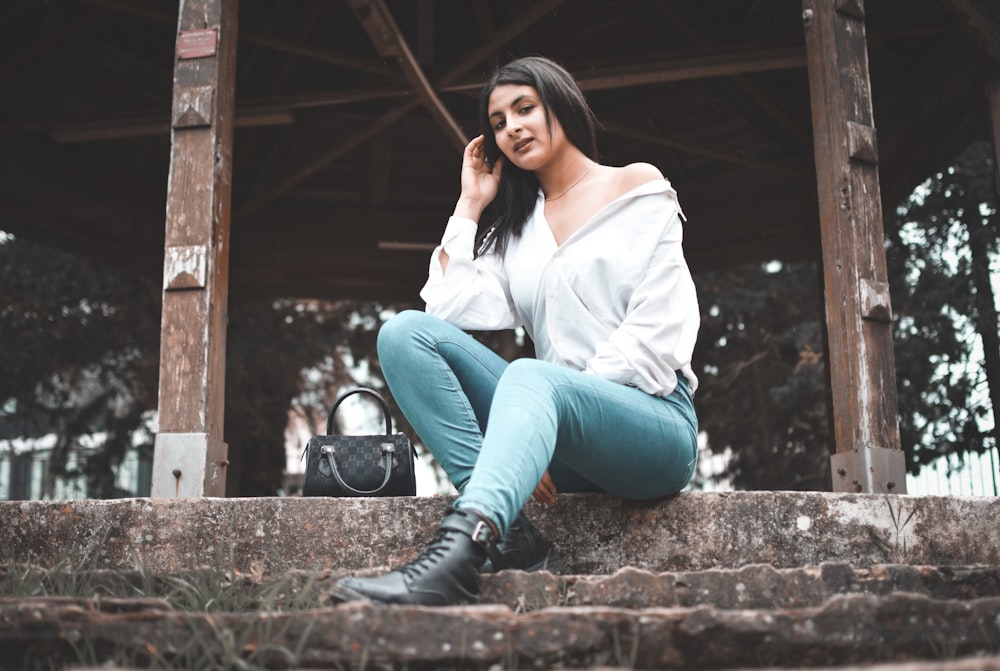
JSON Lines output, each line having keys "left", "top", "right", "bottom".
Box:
{"left": 477, "top": 56, "right": 598, "bottom": 258}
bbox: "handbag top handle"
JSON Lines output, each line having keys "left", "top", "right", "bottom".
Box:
{"left": 327, "top": 387, "right": 393, "bottom": 436}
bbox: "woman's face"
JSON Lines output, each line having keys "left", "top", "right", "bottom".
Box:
{"left": 487, "top": 84, "right": 566, "bottom": 171}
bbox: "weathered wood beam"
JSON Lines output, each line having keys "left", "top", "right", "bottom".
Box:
{"left": 49, "top": 105, "right": 293, "bottom": 143}
{"left": 236, "top": 27, "right": 398, "bottom": 79}
{"left": 17, "top": 91, "right": 403, "bottom": 140}
{"left": 436, "top": 0, "right": 567, "bottom": 86}
{"left": 9, "top": 43, "right": 808, "bottom": 141}
{"left": 802, "top": 0, "right": 905, "bottom": 493}
{"left": 151, "top": 0, "right": 239, "bottom": 498}
{"left": 270, "top": 46, "right": 807, "bottom": 100}
{"left": 266, "top": 0, "right": 326, "bottom": 96}
{"left": 254, "top": 86, "right": 405, "bottom": 109}
{"left": 940, "top": 0, "right": 1000, "bottom": 65}
{"left": 601, "top": 120, "right": 810, "bottom": 180}
{"left": 442, "top": 47, "right": 807, "bottom": 94}
{"left": 646, "top": 2, "right": 812, "bottom": 148}
{"left": 80, "top": 0, "right": 399, "bottom": 79}
{"left": 874, "top": 32, "right": 986, "bottom": 206}
{"left": 346, "top": 0, "right": 466, "bottom": 151}
{"left": 235, "top": 0, "right": 567, "bottom": 218}
{"left": 235, "top": 100, "right": 420, "bottom": 219}
{"left": 579, "top": 47, "right": 807, "bottom": 91}
{"left": 236, "top": 2, "right": 328, "bottom": 200}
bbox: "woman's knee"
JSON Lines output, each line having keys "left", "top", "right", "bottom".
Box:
{"left": 377, "top": 310, "right": 431, "bottom": 357}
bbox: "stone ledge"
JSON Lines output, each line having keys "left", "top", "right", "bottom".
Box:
{"left": 1, "top": 492, "right": 997, "bottom": 573}
{"left": 5, "top": 562, "right": 998, "bottom": 613}
{"left": 482, "top": 563, "right": 1000, "bottom": 611}
{"left": 3, "top": 595, "right": 1000, "bottom": 669}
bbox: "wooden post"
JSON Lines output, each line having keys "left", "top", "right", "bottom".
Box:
{"left": 801, "top": 0, "right": 906, "bottom": 493}
{"left": 990, "top": 73, "right": 1000, "bottom": 196}
{"left": 151, "top": 0, "right": 238, "bottom": 498}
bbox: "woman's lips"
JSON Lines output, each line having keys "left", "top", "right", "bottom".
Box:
{"left": 513, "top": 138, "right": 533, "bottom": 152}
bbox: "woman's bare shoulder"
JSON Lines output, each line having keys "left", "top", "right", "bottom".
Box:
{"left": 613, "top": 162, "right": 665, "bottom": 191}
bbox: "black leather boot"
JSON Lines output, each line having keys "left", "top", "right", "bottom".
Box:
{"left": 331, "top": 507, "right": 504, "bottom": 605}
{"left": 480, "top": 513, "right": 566, "bottom": 574}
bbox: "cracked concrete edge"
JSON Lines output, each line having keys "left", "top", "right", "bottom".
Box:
{"left": 0, "top": 492, "right": 997, "bottom": 573}
{"left": 4, "top": 596, "right": 1000, "bottom": 670}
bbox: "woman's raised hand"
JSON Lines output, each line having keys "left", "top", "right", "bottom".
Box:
{"left": 454, "top": 135, "right": 503, "bottom": 221}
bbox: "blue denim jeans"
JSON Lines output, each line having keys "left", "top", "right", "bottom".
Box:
{"left": 377, "top": 310, "right": 698, "bottom": 534}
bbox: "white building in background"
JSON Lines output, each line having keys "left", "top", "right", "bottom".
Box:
{"left": 0, "top": 436, "right": 152, "bottom": 500}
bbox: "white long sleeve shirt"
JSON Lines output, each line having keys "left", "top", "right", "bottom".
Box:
{"left": 420, "top": 179, "right": 700, "bottom": 397}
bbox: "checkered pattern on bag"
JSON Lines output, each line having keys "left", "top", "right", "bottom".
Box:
{"left": 327, "top": 437, "right": 393, "bottom": 487}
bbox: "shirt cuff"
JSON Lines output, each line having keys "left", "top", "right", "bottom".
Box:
{"left": 441, "top": 216, "right": 479, "bottom": 259}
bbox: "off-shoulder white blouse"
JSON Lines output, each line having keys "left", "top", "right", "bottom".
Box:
{"left": 420, "top": 179, "right": 699, "bottom": 397}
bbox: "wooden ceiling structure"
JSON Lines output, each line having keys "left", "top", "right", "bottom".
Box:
{"left": 2, "top": 0, "right": 999, "bottom": 497}
{"left": 2, "top": 0, "right": 996, "bottom": 302}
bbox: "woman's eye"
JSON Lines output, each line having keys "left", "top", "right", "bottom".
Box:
{"left": 520, "top": 105, "right": 533, "bottom": 114}
{"left": 493, "top": 120, "right": 505, "bottom": 131}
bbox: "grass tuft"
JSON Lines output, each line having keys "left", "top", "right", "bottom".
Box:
{"left": 2, "top": 550, "right": 324, "bottom": 671}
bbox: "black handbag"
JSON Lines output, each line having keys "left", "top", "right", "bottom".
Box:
{"left": 301, "top": 387, "right": 417, "bottom": 497}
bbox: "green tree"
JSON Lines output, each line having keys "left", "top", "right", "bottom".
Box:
{"left": 694, "top": 139, "right": 998, "bottom": 490}
{"left": 693, "top": 261, "right": 830, "bottom": 490}
{"left": 887, "top": 139, "right": 999, "bottom": 473}
{"left": 0, "top": 233, "right": 160, "bottom": 497}
{"left": 0, "top": 232, "right": 416, "bottom": 498}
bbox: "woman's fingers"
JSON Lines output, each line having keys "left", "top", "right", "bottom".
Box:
{"left": 532, "top": 469, "right": 556, "bottom": 505}
{"left": 458, "top": 135, "right": 499, "bottom": 208}
{"left": 490, "top": 155, "right": 504, "bottom": 179}
{"left": 465, "top": 135, "right": 484, "bottom": 159}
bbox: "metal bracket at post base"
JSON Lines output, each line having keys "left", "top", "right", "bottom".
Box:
{"left": 151, "top": 432, "right": 228, "bottom": 498}
{"left": 831, "top": 445, "right": 908, "bottom": 494}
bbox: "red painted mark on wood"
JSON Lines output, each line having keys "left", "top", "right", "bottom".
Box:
{"left": 177, "top": 29, "right": 218, "bottom": 59}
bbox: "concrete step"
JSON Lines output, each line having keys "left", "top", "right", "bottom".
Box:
{"left": 5, "top": 563, "right": 998, "bottom": 612}
{"left": 3, "top": 592, "right": 1000, "bottom": 669}
{"left": 0, "top": 564, "right": 1000, "bottom": 612}
{"left": 51, "top": 660, "right": 1000, "bottom": 671}
{"left": 4, "top": 492, "right": 999, "bottom": 669}
{"left": 479, "top": 563, "right": 1000, "bottom": 611}
{"left": 3, "top": 492, "right": 999, "bottom": 574}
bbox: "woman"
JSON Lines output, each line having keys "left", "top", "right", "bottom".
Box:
{"left": 334, "top": 56, "right": 699, "bottom": 606}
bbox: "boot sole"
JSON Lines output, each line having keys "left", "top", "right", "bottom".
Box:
{"left": 327, "top": 580, "right": 482, "bottom": 606}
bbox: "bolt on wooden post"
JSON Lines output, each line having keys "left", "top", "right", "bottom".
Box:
{"left": 151, "top": 0, "right": 238, "bottom": 497}
{"left": 802, "top": 0, "right": 906, "bottom": 493}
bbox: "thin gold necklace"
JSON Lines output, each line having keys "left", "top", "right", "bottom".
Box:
{"left": 544, "top": 162, "right": 594, "bottom": 202}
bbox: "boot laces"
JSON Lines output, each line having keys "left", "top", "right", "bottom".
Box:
{"left": 399, "top": 526, "right": 458, "bottom": 579}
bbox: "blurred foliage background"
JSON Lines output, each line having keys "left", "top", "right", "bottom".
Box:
{"left": 1, "top": 140, "right": 997, "bottom": 498}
